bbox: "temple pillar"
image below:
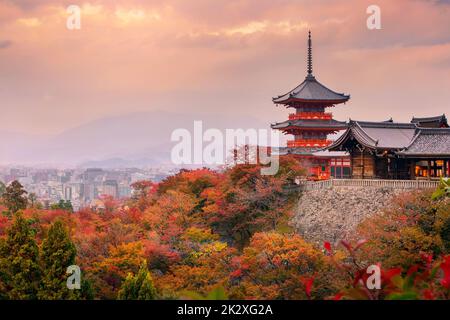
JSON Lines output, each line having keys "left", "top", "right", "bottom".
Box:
{"left": 444, "top": 160, "right": 449, "bottom": 177}
{"left": 410, "top": 161, "right": 416, "bottom": 180}
{"left": 361, "top": 149, "right": 365, "bottom": 179}
{"left": 427, "top": 160, "right": 431, "bottom": 180}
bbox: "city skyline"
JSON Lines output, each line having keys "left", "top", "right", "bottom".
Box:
{"left": 0, "top": 165, "right": 176, "bottom": 210}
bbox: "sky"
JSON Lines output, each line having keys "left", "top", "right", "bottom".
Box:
{"left": 1, "top": 0, "right": 450, "bottom": 138}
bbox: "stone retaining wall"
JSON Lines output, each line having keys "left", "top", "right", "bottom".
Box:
{"left": 291, "top": 186, "right": 405, "bottom": 245}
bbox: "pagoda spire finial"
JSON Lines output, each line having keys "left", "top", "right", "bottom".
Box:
{"left": 307, "top": 30, "right": 314, "bottom": 78}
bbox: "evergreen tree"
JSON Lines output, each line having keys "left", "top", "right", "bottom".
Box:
{"left": 117, "top": 262, "right": 156, "bottom": 300}
{"left": 2, "top": 180, "right": 28, "bottom": 214}
{"left": 50, "top": 200, "right": 73, "bottom": 213}
{"left": 38, "top": 220, "right": 78, "bottom": 300}
{"left": 0, "top": 214, "right": 40, "bottom": 299}
{"left": 0, "top": 181, "right": 6, "bottom": 197}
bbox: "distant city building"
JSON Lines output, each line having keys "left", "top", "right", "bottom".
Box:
{"left": 64, "top": 186, "right": 72, "bottom": 201}
{"left": 84, "top": 168, "right": 104, "bottom": 182}
{"left": 118, "top": 184, "right": 132, "bottom": 198}
{"left": 0, "top": 166, "right": 172, "bottom": 207}
{"left": 102, "top": 180, "right": 119, "bottom": 198}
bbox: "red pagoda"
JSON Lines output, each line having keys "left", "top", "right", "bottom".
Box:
{"left": 271, "top": 31, "right": 350, "bottom": 180}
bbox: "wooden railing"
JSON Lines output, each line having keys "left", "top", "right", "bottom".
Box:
{"left": 297, "top": 179, "right": 439, "bottom": 191}
{"left": 297, "top": 179, "right": 333, "bottom": 191}
{"left": 289, "top": 112, "right": 333, "bottom": 120}
{"left": 287, "top": 139, "right": 332, "bottom": 148}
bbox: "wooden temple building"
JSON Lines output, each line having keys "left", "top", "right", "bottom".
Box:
{"left": 271, "top": 31, "right": 350, "bottom": 180}
{"left": 328, "top": 115, "right": 450, "bottom": 180}
{"left": 271, "top": 31, "right": 450, "bottom": 180}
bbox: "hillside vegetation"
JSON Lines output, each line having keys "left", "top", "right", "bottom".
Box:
{"left": 0, "top": 159, "right": 449, "bottom": 300}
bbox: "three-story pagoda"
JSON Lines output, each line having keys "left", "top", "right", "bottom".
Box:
{"left": 271, "top": 31, "right": 350, "bottom": 179}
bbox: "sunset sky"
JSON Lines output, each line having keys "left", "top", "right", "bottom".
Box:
{"left": 1, "top": 0, "right": 450, "bottom": 137}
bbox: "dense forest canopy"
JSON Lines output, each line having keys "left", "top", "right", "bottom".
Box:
{"left": 0, "top": 157, "right": 449, "bottom": 300}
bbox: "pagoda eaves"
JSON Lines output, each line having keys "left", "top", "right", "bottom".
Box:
{"left": 272, "top": 75, "right": 350, "bottom": 106}
{"left": 271, "top": 118, "right": 347, "bottom": 133}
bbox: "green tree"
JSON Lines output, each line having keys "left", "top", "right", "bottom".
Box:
{"left": 431, "top": 177, "right": 450, "bottom": 200}
{"left": 0, "top": 214, "right": 40, "bottom": 299}
{"left": 38, "top": 220, "right": 78, "bottom": 300}
{"left": 2, "top": 180, "right": 28, "bottom": 214}
{"left": 50, "top": 200, "right": 74, "bottom": 212}
{"left": 117, "top": 262, "right": 156, "bottom": 300}
{"left": 0, "top": 181, "right": 6, "bottom": 197}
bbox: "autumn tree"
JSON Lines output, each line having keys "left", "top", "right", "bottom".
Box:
{"left": 2, "top": 180, "right": 28, "bottom": 214}
{"left": 355, "top": 189, "right": 450, "bottom": 269}
{"left": 203, "top": 156, "right": 304, "bottom": 247}
{"left": 38, "top": 220, "right": 78, "bottom": 299}
{"left": 130, "top": 180, "right": 157, "bottom": 211}
{"left": 229, "top": 232, "right": 337, "bottom": 300}
{"left": 93, "top": 241, "right": 146, "bottom": 299}
{"left": 117, "top": 262, "right": 157, "bottom": 300}
{"left": 0, "top": 214, "right": 41, "bottom": 299}
{"left": 143, "top": 190, "right": 197, "bottom": 246}
{"left": 155, "top": 239, "right": 236, "bottom": 298}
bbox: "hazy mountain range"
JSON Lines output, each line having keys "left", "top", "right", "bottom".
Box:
{"left": 0, "top": 111, "right": 270, "bottom": 168}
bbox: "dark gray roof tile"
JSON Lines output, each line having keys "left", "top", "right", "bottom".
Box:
{"left": 399, "top": 128, "right": 450, "bottom": 156}
{"left": 271, "top": 119, "right": 347, "bottom": 130}
{"left": 273, "top": 76, "right": 350, "bottom": 104}
{"left": 329, "top": 120, "right": 450, "bottom": 157}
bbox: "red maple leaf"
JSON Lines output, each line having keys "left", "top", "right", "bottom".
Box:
{"left": 333, "top": 292, "right": 344, "bottom": 300}
{"left": 302, "top": 277, "right": 314, "bottom": 298}
{"left": 230, "top": 269, "right": 243, "bottom": 279}
{"left": 422, "top": 289, "right": 435, "bottom": 300}
{"left": 382, "top": 267, "right": 402, "bottom": 284}
{"left": 420, "top": 253, "right": 433, "bottom": 266}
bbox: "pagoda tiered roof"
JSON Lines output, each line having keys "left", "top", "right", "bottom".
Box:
{"left": 271, "top": 118, "right": 347, "bottom": 131}
{"left": 275, "top": 146, "right": 329, "bottom": 156}
{"left": 272, "top": 75, "right": 350, "bottom": 105}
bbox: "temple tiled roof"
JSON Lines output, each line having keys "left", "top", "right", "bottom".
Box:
{"left": 329, "top": 120, "right": 417, "bottom": 150}
{"left": 271, "top": 118, "right": 347, "bottom": 130}
{"left": 410, "top": 114, "right": 448, "bottom": 128}
{"left": 398, "top": 128, "right": 450, "bottom": 157}
{"left": 328, "top": 119, "right": 450, "bottom": 158}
